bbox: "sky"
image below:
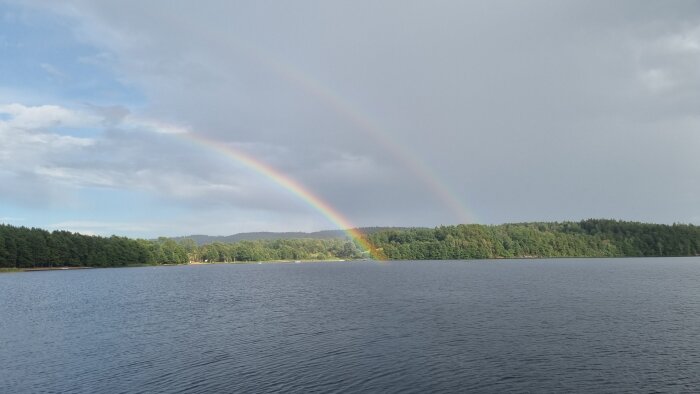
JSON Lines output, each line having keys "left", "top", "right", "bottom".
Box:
{"left": 1, "top": 0, "right": 699, "bottom": 238}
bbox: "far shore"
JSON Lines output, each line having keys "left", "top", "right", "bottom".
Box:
{"left": 188, "top": 258, "right": 351, "bottom": 265}
{"left": 0, "top": 259, "right": 353, "bottom": 273}
{"left": 0, "top": 266, "right": 97, "bottom": 273}
{"left": 3, "top": 255, "right": 700, "bottom": 274}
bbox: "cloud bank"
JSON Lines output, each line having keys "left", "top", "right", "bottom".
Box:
{"left": 2, "top": 1, "right": 700, "bottom": 236}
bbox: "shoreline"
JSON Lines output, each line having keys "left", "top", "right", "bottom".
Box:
{"left": 0, "top": 266, "right": 97, "bottom": 273}
{"left": 188, "top": 258, "right": 352, "bottom": 265}
{"left": 0, "top": 259, "right": 355, "bottom": 273}
{"left": 3, "top": 255, "right": 699, "bottom": 274}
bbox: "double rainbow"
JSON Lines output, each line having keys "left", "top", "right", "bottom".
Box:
{"left": 151, "top": 11, "right": 474, "bottom": 223}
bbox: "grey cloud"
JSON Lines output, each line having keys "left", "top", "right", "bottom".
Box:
{"left": 12, "top": 0, "right": 700, "bottom": 232}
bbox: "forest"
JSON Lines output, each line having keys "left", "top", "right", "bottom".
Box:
{"left": 367, "top": 219, "right": 700, "bottom": 260}
{"left": 0, "top": 219, "right": 698, "bottom": 269}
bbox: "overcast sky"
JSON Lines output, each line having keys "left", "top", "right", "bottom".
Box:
{"left": 1, "top": 0, "right": 699, "bottom": 237}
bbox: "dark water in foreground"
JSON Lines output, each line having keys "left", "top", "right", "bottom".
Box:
{"left": 3, "top": 258, "right": 700, "bottom": 393}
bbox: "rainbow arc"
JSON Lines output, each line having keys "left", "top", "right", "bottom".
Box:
{"left": 179, "top": 131, "right": 386, "bottom": 260}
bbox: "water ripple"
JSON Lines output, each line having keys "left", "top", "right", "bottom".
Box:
{"left": 2, "top": 258, "right": 700, "bottom": 392}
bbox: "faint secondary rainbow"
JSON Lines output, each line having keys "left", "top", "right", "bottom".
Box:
{"left": 256, "top": 55, "right": 475, "bottom": 224}
{"left": 130, "top": 118, "right": 385, "bottom": 259}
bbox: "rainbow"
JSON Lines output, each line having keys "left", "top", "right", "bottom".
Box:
{"left": 151, "top": 11, "right": 474, "bottom": 223}
{"left": 160, "top": 127, "right": 386, "bottom": 260}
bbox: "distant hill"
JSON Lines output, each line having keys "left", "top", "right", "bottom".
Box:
{"left": 170, "top": 227, "right": 413, "bottom": 245}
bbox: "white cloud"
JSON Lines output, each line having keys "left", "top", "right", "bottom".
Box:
{"left": 33, "top": 166, "right": 118, "bottom": 187}
{"left": 664, "top": 25, "right": 700, "bottom": 53}
{"left": 639, "top": 68, "right": 675, "bottom": 92}
{"left": 121, "top": 115, "right": 189, "bottom": 134}
{"left": 39, "top": 63, "right": 67, "bottom": 80}
{"left": 0, "top": 103, "right": 100, "bottom": 129}
{"left": 45, "top": 220, "right": 157, "bottom": 236}
{"left": 0, "top": 105, "right": 95, "bottom": 170}
{"left": 635, "top": 24, "right": 700, "bottom": 96}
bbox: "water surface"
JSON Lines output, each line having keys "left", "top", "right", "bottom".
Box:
{"left": 2, "top": 258, "right": 700, "bottom": 392}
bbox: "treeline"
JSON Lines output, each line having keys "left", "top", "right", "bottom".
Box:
{"left": 368, "top": 219, "right": 700, "bottom": 259}
{"left": 183, "top": 238, "right": 363, "bottom": 262}
{"left": 1, "top": 220, "right": 699, "bottom": 268}
{"left": 0, "top": 224, "right": 189, "bottom": 268}
{"left": 0, "top": 224, "right": 363, "bottom": 268}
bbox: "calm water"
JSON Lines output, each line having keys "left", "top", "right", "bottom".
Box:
{"left": 2, "top": 258, "right": 700, "bottom": 393}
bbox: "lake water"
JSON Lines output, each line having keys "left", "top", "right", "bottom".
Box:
{"left": 2, "top": 258, "right": 700, "bottom": 392}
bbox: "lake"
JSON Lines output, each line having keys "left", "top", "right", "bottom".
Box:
{"left": 2, "top": 258, "right": 700, "bottom": 392}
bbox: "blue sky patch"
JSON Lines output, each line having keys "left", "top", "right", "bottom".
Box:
{"left": 0, "top": 4, "right": 144, "bottom": 106}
